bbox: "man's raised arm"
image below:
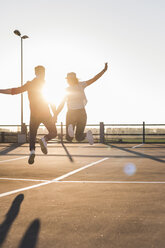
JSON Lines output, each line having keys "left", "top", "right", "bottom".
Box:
{"left": 0, "top": 89, "right": 12, "bottom": 94}
{"left": 0, "top": 81, "right": 30, "bottom": 95}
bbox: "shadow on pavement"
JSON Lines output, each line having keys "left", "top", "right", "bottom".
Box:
{"left": 2, "top": 153, "right": 165, "bottom": 160}
{"left": 18, "top": 219, "right": 40, "bottom": 248}
{"left": 0, "top": 194, "right": 24, "bottom": 246}
{"left": 109, "top": 144, "right": 165, "bottom": 163}
{"left": 62, "top": 142, "right": 74, "bottom": 162}
{"left": 0, "top": 144, "right": 22, "bottom": 156}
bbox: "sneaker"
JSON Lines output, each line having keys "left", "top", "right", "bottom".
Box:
{"left": 68, "top": 124, "right": 74, "bottom": 138}
{"left": 39, "top": 137, "right": 48, "bottom": 154}
{"left": 28, "top": 150, "right": 35, "bottom": 164}
{"left": 86, "top": 130, "right": 94, "bottom": 145}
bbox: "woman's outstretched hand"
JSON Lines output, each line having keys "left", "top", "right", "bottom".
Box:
{"left": 104, "top": 62, "right": 108, "bottom": 72}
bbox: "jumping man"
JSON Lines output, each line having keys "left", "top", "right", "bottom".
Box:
{"left": 0, "top": 66, "right": 57, "bottom": 164}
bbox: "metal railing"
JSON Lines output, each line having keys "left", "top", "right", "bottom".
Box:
{"left": 1, "top": 122, "right": 165, "bottom": 143}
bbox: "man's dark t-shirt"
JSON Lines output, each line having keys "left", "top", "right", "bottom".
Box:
{"left": 11, "top": 77, "right": 50, "bottom": 118}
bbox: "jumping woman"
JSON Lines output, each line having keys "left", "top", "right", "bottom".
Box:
{"left": 56, "top": 63, "right": 108, "bottom": 144}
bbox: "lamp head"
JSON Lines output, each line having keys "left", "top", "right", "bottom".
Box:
{"left": 14, "top": 30, "right": 21, "bottom": 36}
{"left": 22, "top": 35, "right": 29, "bottom": 39}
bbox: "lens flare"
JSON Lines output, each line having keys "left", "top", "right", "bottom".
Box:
{"left": 124, "top": 163, "right": 136, "bottom": 176}
{"left": 42, "top": 84, "right": 65, "bottom": 106}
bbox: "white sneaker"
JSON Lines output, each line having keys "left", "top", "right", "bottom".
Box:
{"left": 68, "top": 124, "right": 74, "bottom": 138}
{"left": 28, "top": 150, "right": 35, "bottom": 164}
{"left": 86, "top": 130, "right": 94, "bottom": 145}
{"left": 39, "top": 137, "right": 48, "bottom": 154}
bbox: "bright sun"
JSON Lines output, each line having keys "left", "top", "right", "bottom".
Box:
{"left": 42, "top": 81, "right": 66, "bottom": 107}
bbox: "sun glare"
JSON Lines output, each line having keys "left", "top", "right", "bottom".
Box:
{"left": 42, "top": 82, "right": 67, "bottom": 123}
{"left": 42, "top": 82, "right": 66, "bottom": 107}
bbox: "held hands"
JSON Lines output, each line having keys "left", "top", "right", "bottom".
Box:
{"left": 52, "top": 114, "right": 57, "bottom": 123}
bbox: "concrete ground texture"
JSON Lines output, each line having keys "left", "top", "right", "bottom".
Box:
{"left": 0, "top": 142, "right": 165, "bottom": 248}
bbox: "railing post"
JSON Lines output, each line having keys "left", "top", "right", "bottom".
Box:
{"left": 1, "top": 132, "right": 5, "bottom": 143}
{"left": 61, "top": 122, "right": 63, "bottom": 143}
{"left": 143, "top": 121, "right": 145, "bottom": 143}
{"left": 100, "top": 122, "right": 105, "bottom": 143}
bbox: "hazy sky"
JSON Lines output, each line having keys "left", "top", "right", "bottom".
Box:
{"left": 0, "top": 0, "right": 165, "bottom": 125}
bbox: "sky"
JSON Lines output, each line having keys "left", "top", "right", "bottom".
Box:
{"left": 0, "top": 0, "right": 165, "bottom": 125}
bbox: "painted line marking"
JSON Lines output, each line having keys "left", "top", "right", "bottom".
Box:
{"left": 0, "top": 156, "right": 28, "bottom": 163}
{"left": 132, "top": 144, "right": 144, "bottom": 149}
{"left": 0, "top": 157, "right": 109, "bottom": 198}
{"left": 52, "top": 157, "right": 108, "bottom": 182}
{"left": 0, "top": 181, "right": 52, "bottom": 198}
{"left": 1, "top": 178, "right": 165, "bottom": 184}
{"left": 59, "top": 181, "right": 165, "bottom": 184}
{"left": 0, "top": 177, "right": 49, "bottom": 182}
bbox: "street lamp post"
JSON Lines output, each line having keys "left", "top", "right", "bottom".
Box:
{"left": 14, "top": 30, "right": 29, "bottom": 133}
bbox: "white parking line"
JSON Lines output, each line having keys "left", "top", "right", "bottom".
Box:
{"left": 59, "top": 181, "right": 165, "bottom": 184}
{"left": 52, "top": 157, "right": 109, "bottom": 181}
{"left": 1, "top": 178, "right": 165, "bottom": 185}
{"left": 0, "top": 157, "right": 109, "bottom": 198}
{"left": 0, "top": 156, "right": 28, "bottom": 163}
{"left": 132, "top": 144, "right": 144, "bottom": 149}
{"left": 0, "top": 177, "right": 49, "bottom": 182}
